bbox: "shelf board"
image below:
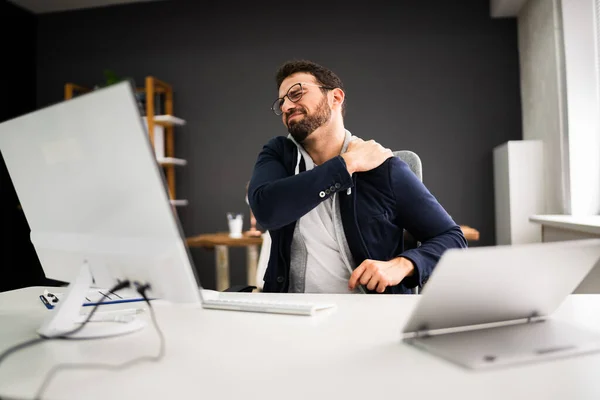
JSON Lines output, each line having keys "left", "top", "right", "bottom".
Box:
{"left": 170, "top": 199, "right": 188, "bottom": 207}
{"left": 157, "top": 157, "right": 187, "bottom": 166}
{"left": 153, "top": 115, "right": 186, "bottom": 126}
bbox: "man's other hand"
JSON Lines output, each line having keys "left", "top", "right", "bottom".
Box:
{"left": 348, "top": 257, "right": 415, "bottom": 293}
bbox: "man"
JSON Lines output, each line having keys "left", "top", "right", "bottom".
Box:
{"left": 248, "top": 59, "right": 467, "bottom": 294}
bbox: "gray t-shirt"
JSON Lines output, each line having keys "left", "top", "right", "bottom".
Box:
{"left": 288, "top": 131, "right": 362, "bottom": 294}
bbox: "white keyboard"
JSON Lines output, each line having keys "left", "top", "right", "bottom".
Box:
{"left": 201, "top": 298, "right": 336, "bottom": 316}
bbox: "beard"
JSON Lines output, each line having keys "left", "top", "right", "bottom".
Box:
{"left": 286, "top": 97, "right": 331, "bottom": 143}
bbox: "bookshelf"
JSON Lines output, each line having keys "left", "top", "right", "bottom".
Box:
{"left": 64, "top": 76, "right": 187, "bottom": 208}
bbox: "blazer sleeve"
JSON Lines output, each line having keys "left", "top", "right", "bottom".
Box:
{"left": 387, "top": 157, "right": 468, "bottom": 289}
{"left": 248, "top": 137, "right": 354, "bottom": 231}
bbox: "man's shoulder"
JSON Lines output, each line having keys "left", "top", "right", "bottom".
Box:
{"left": 360, "top": 156, "right": 410, "bottom": 179}
{"left": 260, "top": 135, "right": 298, "bottom": 162}
{"left": 256, "top": 136, "right": 298, "bottom": 166}
{"left": 387, "top": 155, "right": 415, "bottom": 176}
{"left": 263, "top": 135, "right": 295, "bottom": 150}
{"left": 355, "top": 157, "right": 418, "bottom": 197}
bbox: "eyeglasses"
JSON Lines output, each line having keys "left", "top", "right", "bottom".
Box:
{"left": 271, "top": 82, "right": 335, "bottom": 116}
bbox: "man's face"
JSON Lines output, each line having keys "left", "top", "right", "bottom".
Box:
{"left": 278, "top": 73, "right": 332, "bottom": 143}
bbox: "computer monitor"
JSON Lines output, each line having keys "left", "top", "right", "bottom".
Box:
{"left": 0, "top": 81, "right": 202, "bottom": 338}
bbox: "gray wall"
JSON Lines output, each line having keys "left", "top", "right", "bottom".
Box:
{"left": 36, "top": 0, "right": 522, "bottom": 290}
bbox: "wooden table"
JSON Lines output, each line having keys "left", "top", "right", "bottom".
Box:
{"left": 186, "top": 232, "right": 263, "bottom": 291}
{"left": 460, "top": 225, "right": 480, "bottom": 241}
{"left": 187, "top": 226, "right": 479, "bottom": 291}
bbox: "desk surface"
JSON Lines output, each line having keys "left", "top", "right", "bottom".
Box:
{"left": 2, "top": 287, "right": 599, "bottom": 400}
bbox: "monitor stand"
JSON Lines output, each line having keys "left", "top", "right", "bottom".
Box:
{"left": 37, "top": 261, "right": 146, "bottom": 339}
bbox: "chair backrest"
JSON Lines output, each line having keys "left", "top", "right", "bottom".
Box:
{"left": 393, "top": 150, "right": 423, "bottom": 182}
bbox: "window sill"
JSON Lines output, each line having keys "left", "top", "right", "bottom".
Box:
{"left": 529, "top": 215, "right": 600, "bottom": 236}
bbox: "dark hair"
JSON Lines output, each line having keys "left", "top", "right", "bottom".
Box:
{"left": 275, "top": 59, "right": 346, "bottom": 115}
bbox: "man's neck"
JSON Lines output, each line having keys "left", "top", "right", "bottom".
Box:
{"left": 301, "top": 122, "right": 346, "bottom": 166}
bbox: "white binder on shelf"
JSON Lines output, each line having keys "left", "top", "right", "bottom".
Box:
{"left": 141, "top": 117, "right": 165, "bottom": 159}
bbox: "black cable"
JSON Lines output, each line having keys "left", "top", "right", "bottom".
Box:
{"left": 0, "top": 336, "right": 46, "bottom": 367}
{"left": 0, "top": 280, "right": 131, "bottom": 368}
{"left": 51, "top": 279, "right": 132, "bottom": 339}
{"left": 33, "top": 282, "right": 164, "bottom": 400}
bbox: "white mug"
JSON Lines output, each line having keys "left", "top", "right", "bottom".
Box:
{"left": 227, "top": 212, "right": 243, "bottom": 238}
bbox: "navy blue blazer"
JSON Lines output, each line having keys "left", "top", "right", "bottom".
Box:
{"left": 248, "top": 136, "right": 467, "bottom": 294}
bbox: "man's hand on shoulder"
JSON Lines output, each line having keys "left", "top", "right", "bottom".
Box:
{"left": 348, "top": 257, "right": 415, "bottom": 293}
{"left": 341, "top": 138, "right": 393, "bottom": 174}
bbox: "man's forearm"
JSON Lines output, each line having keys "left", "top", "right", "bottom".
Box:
{"left": 249, "top": 156, "right": 353, "bottom": 230}
{"left": 400, "top": 226, "right": 467, "bottom": 288}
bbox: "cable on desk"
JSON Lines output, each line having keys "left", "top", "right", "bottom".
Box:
{"left": 52, "top": 279, "right": 132, "bottom": 339}
{"left": 33, "top": 282, "right": 165, "bottom": 400}
{"left": 0, "top": 280, "right": 131, "bottom": 368}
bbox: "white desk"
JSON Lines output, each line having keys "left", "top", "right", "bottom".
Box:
{"left": 2, "top": 287, "right": 600, "bottom": 400}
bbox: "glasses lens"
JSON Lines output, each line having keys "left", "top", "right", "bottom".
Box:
{"left": 288, "top": 84, "right": 303, "bottom": 102}
{"left": 272, "top": 98, "right": 284, "bottom": 115}
{"left": 272, "top": 83, "right": 305, "bottom": 116}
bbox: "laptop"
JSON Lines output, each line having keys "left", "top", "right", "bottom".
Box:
{"left": 402, "top": 239, "right": 600, "bottom": 369}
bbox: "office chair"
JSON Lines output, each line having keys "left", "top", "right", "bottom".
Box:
{"left": 393, "top": 150, "right": 422, "bottom": 182}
